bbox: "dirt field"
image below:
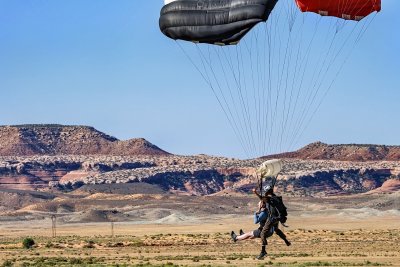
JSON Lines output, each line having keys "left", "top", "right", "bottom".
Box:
{"left": 0, "top": 211, "right": 399, "bottom": 267}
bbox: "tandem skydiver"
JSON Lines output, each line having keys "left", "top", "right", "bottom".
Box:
{"left": 253, "top": 185, "right": 291, "bottom": 259}
{"left": 231, "top": 192, "right": 291, "bottom": 259}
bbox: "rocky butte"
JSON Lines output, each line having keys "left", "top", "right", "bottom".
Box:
{"left": 0, "top": 124, "right": 169, "bottom": 156}
{"left": 264, "top": 141, "right": 400, "bottom": 161}
{"left": 0, "top": 125, "right": 399, "bottom": 199}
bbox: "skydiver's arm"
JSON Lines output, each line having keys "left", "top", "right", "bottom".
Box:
{"left": 252, "top": 188, "right": 262, "bottom": 200}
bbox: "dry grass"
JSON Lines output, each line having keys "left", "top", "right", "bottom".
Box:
{"left": 0, "top": 218, "right": 399, "bottom": 267}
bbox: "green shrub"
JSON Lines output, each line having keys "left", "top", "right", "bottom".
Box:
{"left": 1, "top": 260, "right": 13, "bottom": 267}
{"left": 22, "top": 237, "right": 35, "bottom": 249}
{"left": 69, "top": 258, "right": 83, "bottom": 264}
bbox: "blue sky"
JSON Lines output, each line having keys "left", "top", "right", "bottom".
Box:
{"left": 0, "top": 0, "right": 398, "bottom": 159}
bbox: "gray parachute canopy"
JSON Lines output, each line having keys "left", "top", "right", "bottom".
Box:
{"left": 159, "top": 0, "right": 278, "bottom": 45}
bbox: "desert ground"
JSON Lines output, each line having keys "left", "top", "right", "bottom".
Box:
{"left": 0, "top": 193, "right": 399, "bottom": 267}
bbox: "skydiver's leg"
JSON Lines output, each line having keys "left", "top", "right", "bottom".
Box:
{"left": 236, "top": 231, "right": 255, "bottom": 241}
{"left": 259, "top": 220, "right": 272, "bottom": 258}
{"left": 260, "top": 219, "right": 273, "bottom": 251}
{"left": 257, "top": 239, "right": 268, "bottom": 260}
{"left": 231, "top": 230, "right": 256, "bottom": 242}
{"left": 274, "top": 226, "right": 291, "bottom": 246}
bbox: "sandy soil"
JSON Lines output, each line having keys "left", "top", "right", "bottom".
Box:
{"left": 0, "top": 209, "right": 399, "bottom": 267}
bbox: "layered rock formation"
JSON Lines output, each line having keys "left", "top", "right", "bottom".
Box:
{"left": 0, "top": 125, "right": 399, "bottom": 197}
{"left": 265, "top": 142, "right": 400, "bottom": 161}
{"left": 0, "top": 125, "right": 169, "bottom": 156}
{"left": 1, "top": 155, "right": 399, "bottom": 196}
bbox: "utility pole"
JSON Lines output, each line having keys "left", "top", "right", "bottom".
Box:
{"left": 111, "top": 222, "right": 114, "bottom": 240}
{"left": 51, "top": 215, "right": 56, "bottom": 238}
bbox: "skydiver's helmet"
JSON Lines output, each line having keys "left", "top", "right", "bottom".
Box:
{"left": 263, "top": 185, "right": 273, "bottom": 193}
{"left": 262, "top": 183, "right": 274, "bottom": 196}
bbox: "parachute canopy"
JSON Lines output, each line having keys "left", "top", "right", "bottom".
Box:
{"left": 159, "top": 0, "right": 278, "bottom": 45}
{"left": 159, "top": 0, "right": 381, "bottom": 158}
{"left": 295, "top": 0, "right": 381, "bottom": 21}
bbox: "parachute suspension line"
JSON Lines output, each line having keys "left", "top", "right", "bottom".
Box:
{"left": 262, "top": 21, "right": 274, "bottom": 156}
{"left": 266, "top": 2, "right": 285, "bottom": 154}
{"left": 290, "top": 14, "right": 376, "bottom": 150}
{"left": 175, "top": 41, "right": 250, "bottom": 158}
{"left": 279, "top": 10, "right": 307, "bottom": 151}
{"left": 261, "top": 22, "right": 271, "bottom": 155}
{"left": 277, "top": 0, "right": 298, "bottom": 153}
{"left": 285, "top": 0, "right": 299, "bottom": 32}
{"left": 286, "top": 18, "right": 341, "bottom": 149}
{"left": 214, "top": 46, "right": 252, "bottom": 157}
{"left": 278, "top": 1, "right": 305, "bottom": 152}
{"left": 222, "top": 43, "right": 260, "bottom": 156}
{"left": 284, "top": 16, "right": 328, "bottom": 148}
{"left": 271, "top": 2, "right": 288, "bottom": 154}
{"left": 288, "top": 13, "right": 377, "bottom": 149}
{"left": 253, "top": 27, "right": 265, "bottom": 156}
{"left": 242, "top": 41, "right": 259, "bottom": 156}
{"left": 260, "top": 23, "right": 270, "bottom": 155}
{"left": 221, "top": 47, "right": 256, "bottom": 155}
{"left": 283, "top": 15, "right": 322, "bottom": 152}
{"left": 238, "top": 44, "right": 258, "bottom": 156}
{"left": 265, "top": 3, "right": 284, "bottom": 155}
{"left": 308, "top": 16, "right": 366, "bottom": 112}
{"left": 243, "top": 36, "right": 261, "bottom": 156}
{"left": 273, "top": 12, "right": 295, "bottom": 153}
{"left": 236, "top": 44, "right": 258, "bottom": 155}
{"left": 204, "top": 44, "right": 253, "bottom": 157}
{"left": 222, "top": 40, "right": 260, "bottom": 156}
{"left": 354, "top": 10, "right": 378, "bottom": 44}
{"left": 254, "top": 27, "right": 264, "bottom": 157}
{"left": 335, "top": 0, "right": 349, "bottom": 32}
{"left": 205, "top": 44, "right": 257, "bottom": 157}
{"left": 289, "top": 2, "right": 379, "bottom": 150}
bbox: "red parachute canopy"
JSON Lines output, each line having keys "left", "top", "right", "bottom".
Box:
{"left": 295, "top": 0, "right": 381, "bottom": 21}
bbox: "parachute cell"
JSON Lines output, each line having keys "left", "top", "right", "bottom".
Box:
{"left": 295, "top": 0, "right": 381, "bottom": 21}
{"left": 159, "top": 0, "right": 278, "bottom": 45}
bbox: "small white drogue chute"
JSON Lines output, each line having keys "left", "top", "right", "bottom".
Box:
{"left": 257, "top": 159, "right": 283, "bottom": 178}
{"left": 255, "top": 159, "right": 283, "bottom": 196}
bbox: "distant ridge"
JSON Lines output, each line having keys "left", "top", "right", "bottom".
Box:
{"left": 264, "top": 142, "right": 400, "bottom": 161}
{"left": 0, "top": 124, "right": 169, "bottom": 156}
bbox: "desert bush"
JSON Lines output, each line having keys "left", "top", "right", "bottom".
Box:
{"left": 22, "top": 238, "right": 35, "bottom": 249}
{"left": 1, "top": 260, "right": 13, "bottom": 267}
{"left": 83, "top": 240, "right": 95, "bottom": 249}
{"left": 69, "top": 258, "right": 83, "bottom": 264}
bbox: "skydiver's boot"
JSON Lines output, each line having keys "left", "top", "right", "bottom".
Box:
{"left": 284, "top": 239, "right": 291, "bottom": 246}
{"left": 230, "top": 231, "right": 237, "bottom": 242}
{"left": 239, "top": 229, "right": 244, "bottom": 235}
{"left": 257, "top": 246, "right": 267, "bottom": 260}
